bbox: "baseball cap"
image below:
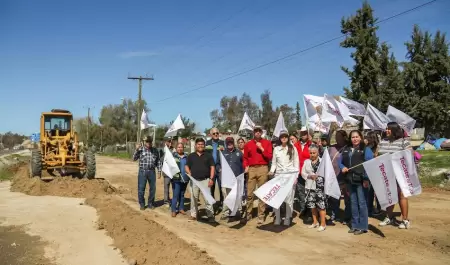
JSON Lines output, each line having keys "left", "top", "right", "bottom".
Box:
{"left": 300, "top": 126, "right": 307, "bottom": 132}
{"left": 253, "top": 125, "right": 263, "bottom": 132}
{"left": 279, "top": 130, "right": 289, "bottom": 137}
{"left": 225, "top": 137, "right": 234, "bottom": 144}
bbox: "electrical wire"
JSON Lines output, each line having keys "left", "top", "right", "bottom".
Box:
{"left": 152, "top": 0, "right": 438, "bottom": 103}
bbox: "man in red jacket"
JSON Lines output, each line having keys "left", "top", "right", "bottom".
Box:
{"left": 243, "top": 126, "right": 273, "bottom": 225}
{"left": 294, "top": 126, "right": 312, "bottom": 217}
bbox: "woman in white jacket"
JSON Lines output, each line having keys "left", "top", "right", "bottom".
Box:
{"left": 301, "top": 144, "right": 326, "bottom": 232}
{"left": 269, "top": 130, "right": 299, "bottom": 226}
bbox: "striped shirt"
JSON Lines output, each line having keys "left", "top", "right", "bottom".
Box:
{"left": 378, "top": 138, "right": 411, "bottom": 155}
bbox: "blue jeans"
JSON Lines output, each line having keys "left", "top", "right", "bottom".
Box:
{"left": 138, "top": 169, "right": 156, "bottom": 208}
{"left": 171, "top": 181, "right": 187, "bottom": 213}
{"left": 348, "top": 184, "right": 369, "bottom": 231}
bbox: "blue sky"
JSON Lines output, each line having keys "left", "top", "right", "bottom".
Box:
{"left": 1, "top": 0, "right": 449, "bottom": 135}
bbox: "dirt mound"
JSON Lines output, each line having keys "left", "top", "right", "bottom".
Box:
{"left": 10, "top": 166, "right": 115, "bottom": 198}
{"left": 86, "top": 196, "right": 219, "bottom": 265}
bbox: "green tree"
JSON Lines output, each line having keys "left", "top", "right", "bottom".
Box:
{"left": 295, "top": 101, "right": 302, "bottom": 130}
{"left": 403, "top": 25, "right": 450, "bottom": 136}
{"left": 340, "top": 1, "right": 380, "bottom": 104}
{"left": 260, "top": 90, "right": 276, "bottom": 134}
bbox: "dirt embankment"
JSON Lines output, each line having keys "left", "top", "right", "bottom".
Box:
{"left": 9, "top": 165, "right": 219, "bottom": 265}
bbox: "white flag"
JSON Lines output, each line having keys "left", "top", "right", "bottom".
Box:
{"left": 161, "top": 146, "right": 180, "bottom": 179}
{"left": 308, "top": 120, "right": 331, "bottom": 134}
{"left": 386, "top": 106, "right": 416, "bottom": 136}
{"left": 140, "top": 110, "right": 156, "bottom": 130}
{"left": 254, "top": 171, "right": 298, "bottom": 209}
{"left": 340, "top": 97, "right": 366, "bottom": 117}
{"left": 165, "top": 114, "right": 185, "bottom": 137}
{"left": 223, "top": 173, "right": 245, "bottom": 216}
{"left": 220, "top": 151, "right": 237, "bottom": 189}
{"left": 363, "top": 103, "right": 390, "bottom": 131}
{"left": 303, "top": 94, "right": 323, "bottom": 120}
{"left": 273, "top": 112, "right": 288, "bottom": 138}
{"left": 362, "top": 154, "right": 399, "bottom": 210}
{"left": 238, "top": 112, "right": 255, "bottom": 131}
{"left": 317, "top": 149, "right": 340, "bottom": 200}
{"left": 391, "top": 150, "right": 421, "bottom": 197}
{"left": 187, "top": 174, "right": 216, "bottom": 205}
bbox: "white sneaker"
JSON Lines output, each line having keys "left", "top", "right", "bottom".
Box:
{"left": 283, "top": 218, "right": 291, "bottom": 226}
{"left": 379, "top": 217, "right": 392, "bottom": 226}
{"left": 398, "top": 220, "right": 411, "bottom": 229}
{"left": 274, "top": 218, "right": 281, "bottom": 225}
{"left": 308, "top": 223, "right": 319, "bottom": 229}
{"left": 317, "top": 226, "right": 326, "bottom": 232}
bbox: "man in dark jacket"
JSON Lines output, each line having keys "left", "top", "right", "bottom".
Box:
{"left": 221, "top": 137, "right": 243, "bottom": 220}
{"left": 205, "top": 128, "right": 225, "bottom": 208}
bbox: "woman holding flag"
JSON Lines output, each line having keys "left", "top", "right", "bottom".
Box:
{"left": 339, "top": 130, "right": 374, "bottom": 235}
{"left": 269, "top": 130, "right": 299, "bottom": 226}
{"left": 171, "top": 143, "right": 189, "bottom": 217}
{"left": 378, "top": 122, "right": 413, "bottom": 229}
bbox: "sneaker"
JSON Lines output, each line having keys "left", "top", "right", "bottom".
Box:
{"left": 241, "top": 199, "right": 247, "bottom": 207}
{"left": 308, "top": 223, "right": 319, "bottom": 229}
{"left": 274, "top": 218, "right": 281, "bottom": 226}
{"left": 398, "top": 220, "right": 411, "bottom": 229}
{"left": 147, "top": 205, "right": 155, "bottom": 210}
{"left": 353, "top": 229, "right": 365, "bottom": 235}
{"left": 348, "top": 228, "right": 356, "bottom": 233}
{"left": 283, "top": 218, "right": 291, "bottom": 226}
{"left": 140, "top": 206, "right": 145, "bottom": 211}
{"left": 257, "top": 217, "right": 264, "bottom": 225}
{"left": 379, "top": 217, "right": 392, "bottom": 227}
{"left": 317, "top": 226, "right": 326, "bottom": 232}
{"left": 208, "top": 217, "right": 216, "bottom": 223}
{"left": 220, "top": 215, "right": 229, "bottom": 221}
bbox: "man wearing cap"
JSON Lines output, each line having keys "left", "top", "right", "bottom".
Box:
{"left": 205, "top": 128, "right": 225, "bottom": 209}
{"left": 221, "top": 137, "right": 244, "bottom": 220}
{"left": 161, "top": 137, "right": 175, "bottom": 205}
{"left": 133, "top": 136, "right": 161, "bottom": 210}
{"left": 294, "top": 126, "right": 313, "bottom": 217}
{"left": 243, "top": 126, "right": 273, "bottom": 225}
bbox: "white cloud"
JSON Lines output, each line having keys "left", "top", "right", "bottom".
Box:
{"left": 118, "top": 51, "right": 158, "bottom": 59}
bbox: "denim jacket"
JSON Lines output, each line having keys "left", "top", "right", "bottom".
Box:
{"left": 173, "top": 152, "right": 189, "bottom": 182}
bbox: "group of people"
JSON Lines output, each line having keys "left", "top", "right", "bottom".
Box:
{"left": 132, "top": 121, "right": 414, "bottom": 234}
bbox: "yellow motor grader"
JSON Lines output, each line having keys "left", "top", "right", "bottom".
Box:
{"left": 30, "top": 109, "right": 96, "bottom": 179}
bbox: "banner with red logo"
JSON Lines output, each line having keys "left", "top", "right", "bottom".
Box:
{"left": 391, "top": 150, "right": 422, "bottom": 197}
{"left": 254, "top": 171, "right": 297, "bottom": 209}
{"left": 362, "top": 154, "right": 399, "bottom": 210}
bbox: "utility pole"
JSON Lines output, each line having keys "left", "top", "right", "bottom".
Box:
{"left": 83, "top": 105, "right": 94, "bottom": 149}
{"left": 127, "top": 75, "right": 154, "bottom": 143}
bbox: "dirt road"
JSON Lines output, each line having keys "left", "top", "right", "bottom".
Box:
{"left": 2, "top": 155, "right": 450, "bottom": 265}
{"left": 97, "top": 156, "right": 450, "bottom": 265}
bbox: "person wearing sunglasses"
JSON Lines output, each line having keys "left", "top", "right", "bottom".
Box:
{"left": 205, "top": 128, "right": 225, "bottom": 212}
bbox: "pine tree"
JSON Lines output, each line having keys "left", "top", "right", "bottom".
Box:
{"left": 295, "top": 101, "right": 302, "bottom": 130}
{"left": 260, "top": 90, "right": 276, "bottom": 134}
{"left": 340, "top": 1, "right": 380, "bottom": 104}
{"left": 403, "top": 25, "right": 450, "bottom": 136}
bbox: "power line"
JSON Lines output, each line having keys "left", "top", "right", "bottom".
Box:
{"left": 153, "top": 0, "right": 438, "bottom": 104}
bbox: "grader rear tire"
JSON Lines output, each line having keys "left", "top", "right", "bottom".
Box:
{"left": 30, "top": 150, "right": 42, "bottom": 178}
{"left": 84, "top": 151, "right": 96, "bottom": 179}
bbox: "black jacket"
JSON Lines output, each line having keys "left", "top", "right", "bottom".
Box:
{"left": 341, "top": 144, "right": 367, "bottom": 185}
{"left": 222, "top": 148, "right": 244, "bottom": 177}
{"left": 205, "top": 139, "right": 225, "bottom": 174}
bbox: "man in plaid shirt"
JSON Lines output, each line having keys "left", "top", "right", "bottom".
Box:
{"left": 133, "top": 136, "right": 161, "bottom": 210}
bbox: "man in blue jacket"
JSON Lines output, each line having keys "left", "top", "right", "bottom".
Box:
{"left": 221, "top": 137, "right": 244, "bottom": 220}
{"left": 205, "top": 128, "right": 225, "bottom": 210}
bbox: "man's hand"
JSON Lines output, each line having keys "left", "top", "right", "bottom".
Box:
{"left": 363, "top": 180, "right": 369, "bottom": 188}
{"left": 342, "top": 167, "right": 349, "bottom": 173}
{"left": 208, "top": 178, "right": 214, "bottom": 188}
{"left": 135, "top": 144, "right": 140, "bottom": 150}
{"left": 309, "top": 174, "right": 317, "bottom": 180}
{"left": 256, "top": 142, "right": 264, "bottom": 152}
{"left": 268, "top": 171, "right": 274, "bottom": 177}
{"left": 244, "top": 167, "right": 249, "bottom": 173}
{"left": 157, "top": 172, "right": 162, "bottom": 179}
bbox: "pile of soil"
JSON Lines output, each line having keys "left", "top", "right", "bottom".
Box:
{"left": 86, "top": 196, "right": 219, "bottom": 265}
{"left": 11, "top": 166, "right": 115, "bottom": 198}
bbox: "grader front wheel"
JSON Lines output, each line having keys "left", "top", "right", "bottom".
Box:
{"left": 30, "top": 150, "right": 42, "bottom": 178}
{"left": 84, "top": 151, "right": 96, "bottom": 179}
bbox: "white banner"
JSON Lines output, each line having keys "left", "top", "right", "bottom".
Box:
{"left": 223, "top": 173, "right": 245, "bottom": 216}
{"left": 219, "top": 151, "right": 237, "bottom": 189}
{"left": 273, "top": 111, "right": 287, "bottom": 138}
{"left": 161, "top": 146, "right": 179, "bottom": 179}
{"left": 362, "top": 154, "right": 398, "bottom": 210}
{"left": 391, "top": 150, "right": 421, "bottom": 197}
{"left": 140, "top": 109, "right": 156, "bottom": 130}
{"left": 165, "top": 114, "right": 185, "bottom": 137}
{"left": 187, "top": 174, "right": 216, "bottom": 205}
{"left": 238, "top": 112, "right": 255, "bottom": 131}
{"left": 386, "top": 105, "right": 416, "bottom": 136}
{"left": 340, "top": 96, "right": 366, "bottom": 117}
{"left": 254, "top": 171, "right": 298, "bottom": 209}
{"left": 317, "top": 149, "right": 341, "bottom": 200}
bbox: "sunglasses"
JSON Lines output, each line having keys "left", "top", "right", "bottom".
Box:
{"left": 212, "top": 132, "right": 219, "bottom": 135}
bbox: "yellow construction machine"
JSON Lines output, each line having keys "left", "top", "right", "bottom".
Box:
{"left": 30, "top": 109, "right": 96, "bottom": 179}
